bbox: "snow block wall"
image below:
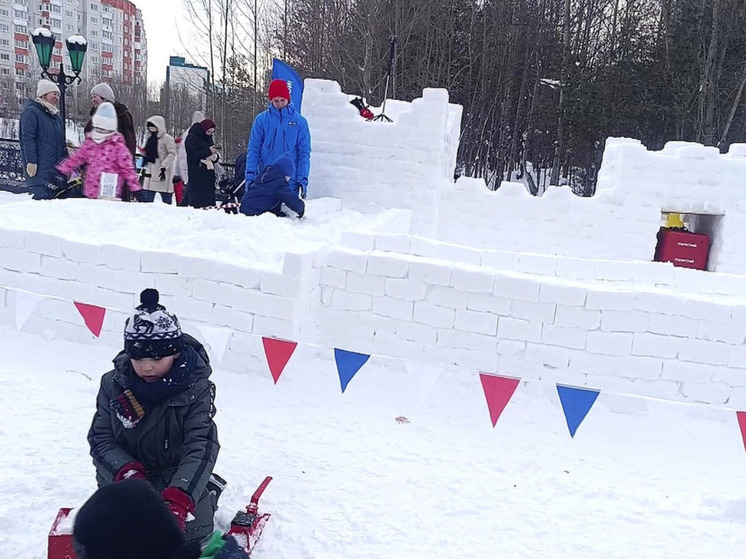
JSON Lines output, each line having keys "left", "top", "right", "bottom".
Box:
{"left": 438, "top": 138, "right": 746, "bottom": 274}
{"left": 3, "top": 226, "right": 746, "bottom": 408}
{"left": 303, "top": 79, "right": 462, "bottom": 237}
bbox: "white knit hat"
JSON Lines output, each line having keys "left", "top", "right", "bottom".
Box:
{"left": 91, "top": 82, "right": 115, "bottom": 102}
{"left": 37, "top": 79, "right": 60, "bottom": 98}
{"left": 91, "top": 102, "right": 118, "bottom": 131}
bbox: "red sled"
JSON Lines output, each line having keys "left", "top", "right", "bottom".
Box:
{"left": 48, "top": 476, "right": 274, "bottom": 559}
{"left": 226, "top": 476, "right": 274, "bottom": 555}
{"left": 48, "top": 508, "right": 76, "bottom": 559}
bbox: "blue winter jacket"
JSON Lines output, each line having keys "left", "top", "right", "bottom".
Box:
{"left": 19, "top": 99, "right": 66, "bottom": 188}
{"left": 245, "top": 104, "right": 311, "bottom": 190}
{"left": 239, "top": 166, "right": 305, "bottom": 218}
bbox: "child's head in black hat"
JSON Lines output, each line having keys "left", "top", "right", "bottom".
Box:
{"left": 123, "top": 289, "right": 184, "bottom": 382}
{"left": 73, "top": 478, "right": 201, "bottom": 559}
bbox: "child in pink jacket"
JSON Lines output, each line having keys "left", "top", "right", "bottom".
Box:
{"left": 57, "top": 102, "right": 141, "bottom": 200}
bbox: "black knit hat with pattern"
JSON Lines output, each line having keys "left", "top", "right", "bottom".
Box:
{"left": 72, "top": 478, "right": 201, "bottom": 559}
{"left": 124, "top": 289, "right": 184, "bottom": 360}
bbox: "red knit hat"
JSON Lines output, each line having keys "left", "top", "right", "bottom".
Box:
{"left": 268, "top": 79, "right": 290, "bottom": 101}
{"left": 200, "top": 119, "right": 216, "bottom": 132}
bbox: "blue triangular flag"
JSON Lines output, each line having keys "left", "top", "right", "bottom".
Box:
{"left": 556, "top": 385, "right": 600, "bottom": 438}
{"left": 272, "top": 58, "right": 304, "bottom": 113}
{"left": 334, "top": 348, "right": 370, "bottom": 393}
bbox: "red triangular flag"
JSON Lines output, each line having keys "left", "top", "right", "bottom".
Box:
{"left": 479, "top": 373, "right": 520, "bottom": 427}
{"left": 262, "top": 337, "right": 298, "bottom": 384}
{"left": 736, "top": 411, "right": 746, "bottom": 455}
{"left": 73, "top": 302, "right": 106, "bottom": 338}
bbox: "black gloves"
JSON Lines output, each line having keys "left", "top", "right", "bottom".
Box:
{"left": 158, "top": 168, "right": 166, "bottom": 182}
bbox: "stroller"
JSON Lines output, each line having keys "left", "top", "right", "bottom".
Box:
{"left": 213, "top": 169, "right": 245, "bottom": 214}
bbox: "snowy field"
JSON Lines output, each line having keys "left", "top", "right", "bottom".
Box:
{"left": 3, "top": 315, "right": 746, "bottom": 557}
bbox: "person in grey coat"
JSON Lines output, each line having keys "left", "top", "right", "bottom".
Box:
{"left": 19, "top": 79, "right": 67, "bottom": 199}
{"left": 87, "top": 288, "right": 222, "bottom": 543}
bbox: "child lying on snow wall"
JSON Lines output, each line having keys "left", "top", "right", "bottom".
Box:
{"left": 239, "top": 154, "right": 305, "bottom": 218}
{"left": 86, "top": 288, "right": 223, "bottom": 544}
{"left": 56, "top": 102, "right": 141, "bottom": 200}
{"left": 73, "top": 478, "right": 249, "bottom": 559}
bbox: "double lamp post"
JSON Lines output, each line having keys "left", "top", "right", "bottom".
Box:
{"left": 30, "top": 27, "right": 87, "bottom": 125}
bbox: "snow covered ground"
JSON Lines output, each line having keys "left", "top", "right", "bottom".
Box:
{"left": 2, "top": 191, "right": 746, "bottom": 557}
{"left": 3, "top": 313, "right": 746, "bottom": 557}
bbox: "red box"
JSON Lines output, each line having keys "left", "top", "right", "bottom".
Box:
{"left": 656, "top": 229, "right": 710, "bottom": 270}
{"left": 48, "top": 508, "right": 77, "bottom": 559}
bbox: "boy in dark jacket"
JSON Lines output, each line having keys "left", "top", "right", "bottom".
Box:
{"left": 239, "top": 155, "right": 305, "bottom": 218}
{"left": 87, "top": 289, "right": 221, "bottom": 543}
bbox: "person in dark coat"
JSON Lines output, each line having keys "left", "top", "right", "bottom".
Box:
{"left": 73, "top": 478, "right": 249, "bottom": 559}
{"left": 87, "top": 288, "right": 222, "bottom": 543}
{"left": 19, "top": 79, "right": 67, "bottom": 200}
{"left": 240, "top": 155, "right": 305, "bottom": 218}
{"left": 83, "top": 82, "right": 137, "bottom": 158}
{"left": 185, "top": 119, "right": 219, "bottom": 208}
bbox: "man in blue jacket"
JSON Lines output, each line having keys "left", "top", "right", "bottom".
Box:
{"left": 245, "top": 79, "right": 311, "bottom": 199}
{"left": 240, "top": 155, "right": 305, "bottom": 218}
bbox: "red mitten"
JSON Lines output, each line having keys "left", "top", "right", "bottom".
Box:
{"left": 161, "top": 486, "right": 194, "bottom": 531}
{"left": 114, "top": 461, "right": 147, "bottom": 482}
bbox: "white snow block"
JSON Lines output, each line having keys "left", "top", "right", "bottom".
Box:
{"left": 77, "top": 263, "right": 117, "bottom": 288}
{"left": 367, "top": 253, "right": 409, "bottom": 278}
{"left": 451, "top": 268, "right": 495, "bottom": 293}
{"left": 413, "top": 302, "right": 455, "bottom": 328}
{"left": 24, "top": 231, "right": 63, "bottom": 257}
{"left": 408, "top": 260, "right": 452, "bottom": 286}
{"left": 327, "top": 249, "right": 368, "bottom": 274}
{"left": 177, "top": 255, "right": 220, "bottom": 280}
{"left": 40, "top": 255, "right": 78, "bottom": 280}
{"left": 99, "top": 245, "right": 140, "bottom": 271}
{"left": 2, "top": 248, "right": 42, "bottom": 272}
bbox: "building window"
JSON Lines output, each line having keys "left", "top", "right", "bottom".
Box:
{"left": 90, "top": 30, "right": 97, "bottom": 37}
{"left": 90, "top": 17, "right": 97, "bottom": 23}
{"left": 15, "top": 39, "right": 26, "bottom": 47}
{"left": 14, "top": 10, "right": 25, "bottom": 18}
{"left": 52, "top": 4, "right": 61, "bottom": 12}
{"left": 0, "top": 39, "right": 8, "bottom": 47}
{"left": 15, "top": 25, "right": 27, "bottom": 34}
{"left": 15, "top": 54, "right": 27, "bottom": 63}
{"left": 65, "top": 10, "right": 72, "bottom": 17}
{"left": 89, "top": 3, "right": 97, "bottom": 10}
{"left": 0, "top": 9, "right": 8, "bottom": 17}
{"left": 65, "top": 24, "right": 72, "bottom": 31}
{"left": 1, "top": 69, "right": 9, "bottom": 76}
{"left": 52, "top": 19, "right": 61, "bottom": 28}
{"left": 15, "top": 68, "right": 25, "bottom": 76}
{"left": 0, "top": 24, "right": 8, "bottom": 32}
{"left": 102, "top": 31, "right": 111, "bottom": 39}
{"left": 0, "top": 53, "right": 10, "bottom": 61}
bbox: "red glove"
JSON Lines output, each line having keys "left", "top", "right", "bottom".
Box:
{"left": 162, "top": 486, "right": 194, "bottom": 531}
{"left": 114, "top": 461, "right": 146, "bottom": 482}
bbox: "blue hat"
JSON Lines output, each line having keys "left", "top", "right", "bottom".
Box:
{"left": 273, "top": 155, "right": 295, "bottom": 178}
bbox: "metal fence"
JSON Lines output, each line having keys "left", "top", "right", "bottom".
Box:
{"left": 0, "top": 138, "right": 25, "bottom": 193}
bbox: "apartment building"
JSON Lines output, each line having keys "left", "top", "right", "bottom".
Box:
{"left": 0, "top": 0, "right": 147, "bottom": 107}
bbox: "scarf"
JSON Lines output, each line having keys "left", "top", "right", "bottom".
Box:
{"left": 91, "top": 130, "right": 116, "bottom": 144}
{"left": 127, "top": 345, "right": 198, "bottom": 408}
{"left": 37, "top": 97, "right": 59, "bottom": 115}
{"left": 144, "top": 130, "right": 159, "bottom": 164}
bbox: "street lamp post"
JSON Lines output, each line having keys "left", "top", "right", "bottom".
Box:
{"left": 30, "top": 28, "right": 87, "bottom": 126}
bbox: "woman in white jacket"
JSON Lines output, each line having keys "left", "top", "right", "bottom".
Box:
{"left": 140, "top": 115, "right": 177, "bottom": 204}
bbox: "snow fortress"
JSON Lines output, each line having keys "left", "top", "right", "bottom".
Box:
{"left": 2, "top": 78, "right": 746, "bottom": 409}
